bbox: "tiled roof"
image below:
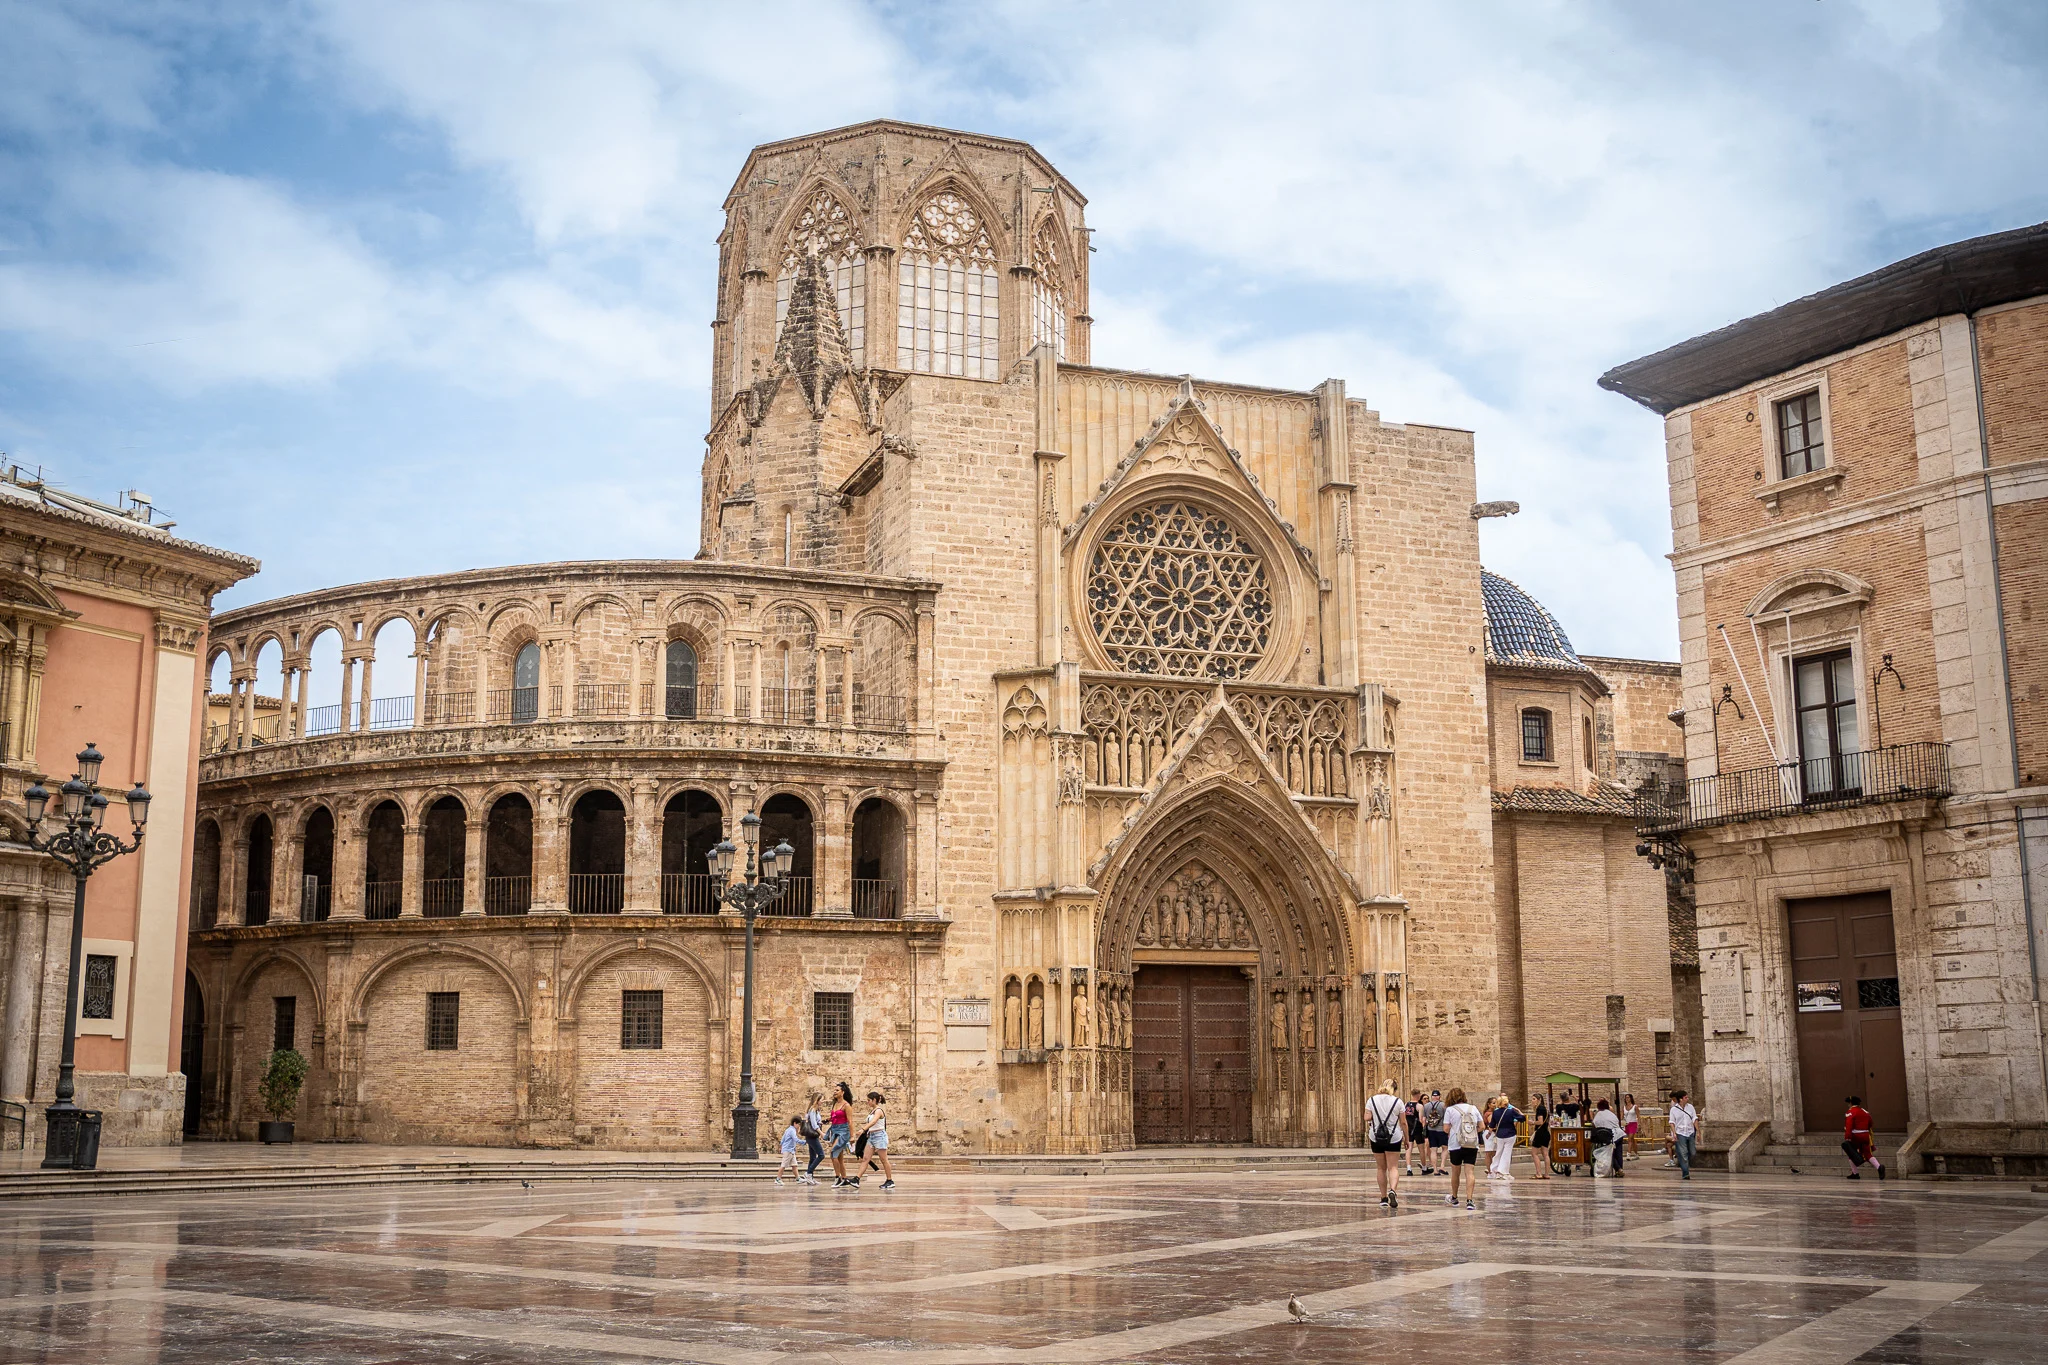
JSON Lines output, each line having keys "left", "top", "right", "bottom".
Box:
{"left": 1491, "top": 785, "right": 1639, "bottom": 817}
{"left": 1481, "top": 570, "right": 1592, "bottom": 674}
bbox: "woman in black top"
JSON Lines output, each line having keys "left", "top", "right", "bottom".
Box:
{"left": 1529, "top": 1093, "right": 1552, "bottom": 1180}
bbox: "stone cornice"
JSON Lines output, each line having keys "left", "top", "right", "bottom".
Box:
{"left": 0, "top": 494, "right": 257, "bottom": 611}
{"left": 1669, "top": 456, "right": 2048, "bottom": 572}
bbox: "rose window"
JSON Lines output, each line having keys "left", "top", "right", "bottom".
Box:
{"left": 1086, "top": 501, "right": 1273, "bottom": 679}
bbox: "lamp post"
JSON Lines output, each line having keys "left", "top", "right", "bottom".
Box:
{"left": 21, "top": 743, "right": 150, "bottom": 1170}
{"left": 707, "top": 811, "right": 793, "bottom": 1160}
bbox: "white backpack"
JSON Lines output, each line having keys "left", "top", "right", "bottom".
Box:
{"left": 1454, "top": 1106, "right": 1480, "bottom": 1148}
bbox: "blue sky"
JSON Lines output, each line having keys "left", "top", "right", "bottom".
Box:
{"left": 5, "top": 0, "right": 2046, "bottom": 687}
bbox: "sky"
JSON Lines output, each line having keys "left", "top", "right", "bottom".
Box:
{"left": 4, "top": 0, "right": 2046, "bottom": 683}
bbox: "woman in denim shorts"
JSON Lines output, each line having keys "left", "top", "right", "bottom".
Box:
{"left": 826, "top": 1081, "right": 855, "bottom": 1188}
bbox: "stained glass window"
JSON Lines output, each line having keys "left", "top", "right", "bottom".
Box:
{"left": 897, "top": 192, "right": 999, "bottom": 379}
{"left": 1030, "top": 221, "right": 1066, "bottom": 360}
{"left": 776, "top": 191, "right": 866, "bottom": 366}
{"left": 81, "top": 954, "right": 116, "bottom": 1020}
{"left": 1086, "top": 502, "right": 1273, "bottom": 679}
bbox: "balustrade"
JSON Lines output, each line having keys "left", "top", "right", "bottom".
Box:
{"left": 483, "top": 876, "right": 531, "bottom": 916}
{"left": 660, "top": 872, "right": 718, "bottom": 915}
{"left": 364, "top": 880, "right": 402, "bottom": 920}
{"left": 422, "top": 878, "right": 464, "bottom": 918}
{"left": 762, "top": 875, "right": 813, "bottom": 918}
{"left": 566, "top": 872, "right": 625, "bottom": 914}
{"left": 851, "top": 878, "right": 900, "bottom": 920}
{"left": 574, "top": 683, "right": 632, "bottom": 717}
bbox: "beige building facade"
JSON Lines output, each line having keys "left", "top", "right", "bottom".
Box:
{"left": 187, "top": 120, "right": 1680, "bottom": 1154}
{"left": 1605, "top": 222, "right": 2048, "bottom": 1176}
{"left": 0, "top": 469, "right": 255, "bottom": 1150}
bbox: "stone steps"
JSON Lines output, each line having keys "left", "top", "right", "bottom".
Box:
{"left": 1746, "top": 1133, "right": 1904, "bottom": 1172}
{"left": 0, "top": 1147, "right": 1384, "bottom": 1199}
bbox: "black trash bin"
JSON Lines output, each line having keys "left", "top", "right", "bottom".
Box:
{"left": 43, "top": 1108, "right": 103, "bottom": 1170}
{"left": 72, "top": 1110, "right": 103, "bottom": 1170}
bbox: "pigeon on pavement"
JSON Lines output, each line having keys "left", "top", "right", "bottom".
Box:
{"left": 1287, "top": 1293, "right": 1311, "bottom": 1324}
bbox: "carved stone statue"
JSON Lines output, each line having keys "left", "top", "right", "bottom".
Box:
{"left": 1233, "top": 907, "right": 1252, "bottom": 948}
{"left": 1027, "top": 993, "right": 1045, "bottom": 1050}
{"left": 1138, "top": 901, "right": 1157, "bottom": 945}
{"left": 1120, "top": 996, "right": 1132, "bottom": 1050}
{"left": 1270, "top": 994, "right": 1289, "bottom": 1050}
{"left": 1072, "top": 988, "right": 1091, "bottom": 1048}
{"left": 1097, "top": 997, "right": 1111, "bottom": 1049}
{"left": 1325, "top": 992, "right": 1342, "bottom": 1050}
{"left": 1003, "top": 989, "right": 1022, "bottom": 1050}
{"left": 1299, "top": 991, "right": 1316, "bottom": 1050}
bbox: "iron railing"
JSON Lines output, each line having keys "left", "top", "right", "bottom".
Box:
{"left": 757, "top": 687, "right": 816, "bottom": 726}
{"left": 761, "top": 875, "right": 813, "bottom": 918}
{"left": 484, "top": 687, "right": 541, "bottom": 723}
{"left": 575, "top": 683, "right": 632, "bottom": 717}
{"left": 852, "top": 693, "right": 910, "bottom": 732}
{"left": 661, "top": 872, "right": 718, "bottom": 915}
{"left": 299, "top": 875, "right": 330, "bottom": 923}
{"left": 423, "top": 691, "right": 475, "bottom": 726}
{"left": 365, "top": 695, "right": 413, "bottom": 731}
{"left": 664, "top": 684, "right": 719, "bottom": 719}
{"left": 363, "top": 880, "right": 402, "bottom": 920}
{"left": 302, "top": 703, "right": 345, "bottom": 737}
{"left": 1635, "top": 741, "right": 1951, "bottom": 834}
{"left": 484, "top": 876, "right": 531, "bottom": 916}
{"left": 422, "top": 879, "right": 464, "bottom": 918}
{"left": 567, "top": 872, "right": 625, "bottom": 914}
{"left": 851, "top": 878, "right": 900, "bottom": 920}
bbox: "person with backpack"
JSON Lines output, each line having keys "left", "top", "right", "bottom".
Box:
{"left": 1423, "top": 1090, "right": 1448, "bottom": 1175}
{"left": 1364, "top": 1079, "right": 1406, "bottom": 1209}
{"left": 1441, "top": 1087, "right": 1483, "bottom": 1211}
{"left": 1402, "top": 1090, "right": 1425, "bottom": 1176}
{"left": 799, "top": 1095, "right": 825, "bottom": 1185}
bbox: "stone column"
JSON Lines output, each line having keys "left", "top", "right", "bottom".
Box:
{"left": 399, "top": 818, "right": 424, "bottom": 918}
{"left": 625, "top": 778, "right": 659, "bottom": 914}
{"left": 532, "top": 779, "right": 567, "bottom": 913}
{"left": 749, "top": 641, "right": 763, "bottom": 722}
{"left": 461, "top": 811, "right": 485, "bottom": 917}
{"left": 412, "top": 639, "right": 429, "bottom": 729}
{"left": 227, "top": 835, "right": 250, "bottom": 926}
{"left": 331, "top": 810, "right": 364, "bottom": 920}
{"left": 839, "top": 647, "right": 855, "bottom": 726}
{"left": 2, "top": 896, "right": 46, "bottom": 1101}
{"left": 357, "top": 653, "right": 376, "bottom": 732}
{"left": 909, "top": 791, "right": 940, "bottom": 918}
{"left": 816, "top": 787, "right": 851, "bottom": 918}
{"left": 723, "top": 640, "right": 738, "bottom": 719}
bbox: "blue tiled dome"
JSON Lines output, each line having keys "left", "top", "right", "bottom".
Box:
{"left": 1481, "top": 570, "right": 1589, "bottom": 671}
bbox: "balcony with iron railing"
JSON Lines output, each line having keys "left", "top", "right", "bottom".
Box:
{"left": 1635, "top": 741, "right": 1952, "bottom": 835}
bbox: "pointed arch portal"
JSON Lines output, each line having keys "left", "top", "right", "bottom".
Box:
{"left": 1093, "top": 757, "right": 1361, "bottom": 1148}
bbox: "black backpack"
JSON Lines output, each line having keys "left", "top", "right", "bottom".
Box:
{"left": 1368, "top": 1096, "right": 1401, "bottom": 1146}
{"left": 798, "top": 1116, "right": 819, "bottom": 1140}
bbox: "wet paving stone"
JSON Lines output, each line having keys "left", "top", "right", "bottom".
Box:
{"left": 1, "top": 1167, "right": 2044, "bottom": 1362}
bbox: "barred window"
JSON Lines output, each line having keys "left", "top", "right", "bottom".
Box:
{"left": 813, "top": 991, "right": 853, "bottom": 1051}
{"left": 81, "top": 954, "right": 117, "bottom": 1020}
{"left": 897, "top": 192, "right": 999, "bottom": 379}
{"left": 426, "top": 992, "right": 460, "bottom": 1051}
{"left": 1521, "top": 709, "right": 1552, "bottom": 762}
{"left": 621, "top": 989, "right": 664, "bottom": 1050}
{"left": 1029, "top": 220, "right": 1067, "bottom": 361}
{"left": 1776, "top": 391, "right": 1824, "bottom": 478}
{"left": 776, "top": 190, "right": 866, "bottom": 366}
{"left": 273, "top": 996, "right": 297, "bottom": 1053}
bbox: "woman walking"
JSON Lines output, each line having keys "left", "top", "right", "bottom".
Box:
{"left": 1528, "top": 1093, "right": 1551, "bottom": 1180}
{"left": 859, "top": 1090, "right": 897, "bottom": 1190}
{"left": 1364, "top": 1080, "right": 1406, "bottom": 1209}
{"left": 802, "top": 1092, "right": 827, "bottom": 1185}
{"left": 1487, "top": 1094, "right": 1522, "bottom": 1181}
{"left": 1622, "top": 1093, "right": 1641, "bottom": 1158}
{"left": 826, "top": 1081, "right": 856, "bottom": 1188}
{"left": 1442, "top": 1087, "right": 1483, "bottom": 1211}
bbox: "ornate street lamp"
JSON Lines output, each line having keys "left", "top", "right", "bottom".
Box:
{"left": 707, "top": 811, "right": 793, "bottom": 1160}
{"left": 22, "top": 743, "right": 150, "bottom": 1170}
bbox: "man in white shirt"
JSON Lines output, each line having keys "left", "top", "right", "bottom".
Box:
{"left": 1590, "top": 1100, "right": 1623, "bottom": 1177}
{"left": 1667, "top": 1089, "right": 1698, "bottom": 1182}
{"left": 1440, "top": 1087, "right": 1484, "bottom": 1210}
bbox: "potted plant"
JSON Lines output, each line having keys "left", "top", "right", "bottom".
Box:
{"left": 257, "top": 1047, "right": 307, "bottom": 1144}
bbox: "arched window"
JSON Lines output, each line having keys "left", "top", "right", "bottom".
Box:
{"left": 777, "top": 190, "right": 865, "bottom": 366}
{"left": 568, "top": 789, "right": 626, "bottom": 913}
{"left": 1521, "top": 708, "right": 1552, "bottom": 763}
{"left": 302, "top": 808, "right": 334, "bottom": 921}
{"left": 660, "top": 789, "right": 722, "bottom": 914}
{"left": 422, "top": 797, "right": 467, "bottom": 917}
{"left": 485, "top": 794, "right": 532, "bottom": 915}
{"left": 665, "top": 639, "right": 699, "bottom": 719}
{"left": 760, "top": 793, "right": 815, "bottom": 917}
{"left": 364, "top": 801, "right": 404, "bottom": 918}
{"left": 245, "top": 815, "right": 274, "bottom": 925}
{"left": 897, "top": 192, "right": 999, "bottom": 379}
{"left": 1030, "top": 220, "right": 1067, "bottom": 361}
{"left": 851, "top": 797, "right": 905, "bottom": 920}
{"left": 512, "top": 642, "right": 540, "bottom": 723}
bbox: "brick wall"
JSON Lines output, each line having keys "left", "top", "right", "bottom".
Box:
{"left": 568, "top": 951, "right": 710, "bottom": 1148}
{"left": 357, "top": 957, "right": 520, "bottom": 1145}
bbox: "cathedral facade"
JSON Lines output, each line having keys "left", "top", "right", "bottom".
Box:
{"left": 185, "top": 121, "right": 1670, "bottom": 1154}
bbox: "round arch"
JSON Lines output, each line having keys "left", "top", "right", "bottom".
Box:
{"left": 347, "top": 943, "right": 530, "bottom": 1028}
{"left": 558, "top": 939, "right": 725, "bottom": 1026}
{"left": 227, "top": 947, "right": 327, "bottom": 1033}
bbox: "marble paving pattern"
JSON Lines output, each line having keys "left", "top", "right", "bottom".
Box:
{"left": 1, "top": 1167, "right": 2044, "bottom": 1363}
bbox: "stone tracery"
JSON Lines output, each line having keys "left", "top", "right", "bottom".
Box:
{"left": 1086, "top": 501, "right": 1273, "bottom": 680}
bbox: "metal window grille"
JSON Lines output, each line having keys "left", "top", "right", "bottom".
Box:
{"left": 1776, "top": 391, "right": 1824, "bottom": 478}
{"left": 81, "top": 954, "right": 117, "bottom": 1020}
{"left": 1521, "top": 709, "right": 1551, "bottom": 762}
{"left": 426, "top": 992, "right": 460, "bottom": 1051}
{"left": 273, "top": 996, "right": 296, "bottom": 1053}
{"left": 1857, "top": 977, "right": 1901, "bottom": 1009}
{"left": 621, "top": 990, "right": 664, "bottom": 1050}
{"left": 813, "top": 991, "right": 853, "bottom": 1051}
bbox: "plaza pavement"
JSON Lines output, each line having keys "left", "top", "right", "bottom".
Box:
{"left": 0, "top": 1154, "right": 2043, "bottom": 1362}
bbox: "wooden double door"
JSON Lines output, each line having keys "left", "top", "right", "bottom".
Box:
{"left": 1789, "top": 893, "right": 1908, "bottom": 1132}
{"left": 1132, "top": 965, "right": 1253, "bottom": 1144}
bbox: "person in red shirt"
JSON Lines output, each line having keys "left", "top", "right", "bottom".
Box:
{"left": 1842, "top": 1096, "right": 1884, "bottom": 1180}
